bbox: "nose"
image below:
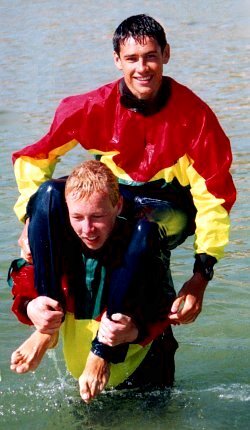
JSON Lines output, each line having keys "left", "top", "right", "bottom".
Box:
{"left": 81, "top": 218, "right": 94, "bottom": 234}
{"left": 137, "top": 57, "right": 148, "bottom": 73}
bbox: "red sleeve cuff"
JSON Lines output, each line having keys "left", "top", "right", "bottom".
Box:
{"left": 11, "top": 295, "right": 33, "bottom": 325}
{"left": 8, "top": 259, "right": 38, "bottom": 325}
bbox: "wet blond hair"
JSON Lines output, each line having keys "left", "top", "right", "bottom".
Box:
{"left": 65, "top": 160, "right": 120, "bottom": 207}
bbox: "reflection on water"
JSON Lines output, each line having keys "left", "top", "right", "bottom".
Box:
{"left": 0, "top": 1, "right": 250, "bottom": 429}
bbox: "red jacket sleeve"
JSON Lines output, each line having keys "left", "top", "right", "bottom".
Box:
{"left": 8, "top": 259, "right": 38, "bottom": 325}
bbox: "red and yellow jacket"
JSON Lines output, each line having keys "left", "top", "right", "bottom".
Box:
{"left": 12, "top": 77, "right": 236, "bottom": 260}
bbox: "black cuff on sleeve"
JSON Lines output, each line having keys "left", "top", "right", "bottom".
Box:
{"left": 91, "top": 336, "right": 113, "bottom": 362}
{"left": 193, "top": 253, "right": 217, "bottom": 281}
{"left": 91, "top": 335, "right": 129, "bottom": 364}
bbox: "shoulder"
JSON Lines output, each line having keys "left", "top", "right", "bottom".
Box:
{"left": 51, "top": 80, "right": 120, "bottom": 124}
{"left": 167, "top": 77, "right": 218, "bottom": 113}
{"left": 60, "top": 80, "right": 120, "bottom": 108}
{"left": 167, "top": 77, "right": 204, "bottom": 107}
{"left": 167, "top": 76, "right": 217, "bottom": 118}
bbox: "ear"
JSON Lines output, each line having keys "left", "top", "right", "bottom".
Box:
{"left": 113, "top": 51, "right": 123, "bottom": 71}
{"left": 117, "top": 196, "right": 123, "bottom": 215}
{"left": 162, "top": 43, "right": 170, "bottom": 65}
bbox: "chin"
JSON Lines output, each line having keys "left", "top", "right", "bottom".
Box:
{"left": 136, "top": 89, "right": 155, "bottom": 100}
{"left": 83, "top": 240, "right": 100, "bottom": 250}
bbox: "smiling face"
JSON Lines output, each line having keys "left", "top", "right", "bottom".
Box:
{"left": 114, "top": 36, "right": 170, "bottom": 100}
{"left": 66, "top": 191, "right": 123, "bottom": 250}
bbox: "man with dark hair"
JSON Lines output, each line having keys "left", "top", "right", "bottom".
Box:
{"left": 12, "top": 13, "right": 236, "bottom": 379}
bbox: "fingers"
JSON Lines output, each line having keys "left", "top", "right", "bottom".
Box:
{"left": 42, "top": 297, "right": 64, "bottom": 312}
{"left": 110, "top": 313, "right": 130, "bottom": 323}
{"left": 169, "top": 274, "right": 206, "bottom": 324}
{"left": 98, "top": 312, "right": 138, "bottom": 345}
{"left": 26, "top": 297, "right": 64, "bottom": 333}
{"left": 27, "top": 296, "right": 63, "bottom": 313}
{"left": 35, "top": 310, "right": 63, "bottom": 334}
{"left": 170, "top": 296, "right": 184, "bottom": 314}
{"left": 168, "top": 296, "right": 201, "bottom": 324}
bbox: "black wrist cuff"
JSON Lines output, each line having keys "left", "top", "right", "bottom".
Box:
{"left": 193, "top": 253, "right": 217, "bottom": 281}
{"left": 91, "top": 336, "right": 113, "bottom": 362}
{"left": 91, "top": 335, "right": 129, "bottom": 363}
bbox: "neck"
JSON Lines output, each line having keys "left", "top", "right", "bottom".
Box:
{"left": 119, "top": 77, "right": 171, "bottom": 116}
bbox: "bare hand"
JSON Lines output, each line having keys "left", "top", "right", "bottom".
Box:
{"left": 79, "top": 351, "right": 110, "bottom": 403}
{"left": 98, "top": 312, "right": 138, "bottom": 346}
{"left": 18, "top": 218, "right": 32, "bottom": 263}
{"left": 168, "top": 272, "right": 208, "bottom": 324}
{"left": 27, "top": 296, "right": 64, "bottom": 334}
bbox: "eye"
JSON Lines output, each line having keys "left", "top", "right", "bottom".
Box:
{"left": 147, "top": 53, "right": 157, "bottom": 60}
{"left": 71, "top": 215, "right": 82, "bottom": 221}
{"left": 92, "top": 212, "right": 108, "bottom": 220}
{"left": 125, "top": 56, "right": 137, "bottom": 63}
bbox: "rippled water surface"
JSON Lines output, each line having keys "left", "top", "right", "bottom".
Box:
{"left": 0, "top": 1, "right": 249, "bottom": 429}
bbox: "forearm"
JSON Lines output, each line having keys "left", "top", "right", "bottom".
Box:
{"left": 186, "top": 116, "right": 236, "bottom": 262}
{"left": 190, "top": 176, "right": 233, "bottom": 261}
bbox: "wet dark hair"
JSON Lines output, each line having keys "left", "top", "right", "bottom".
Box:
{"left": 113, "top": 14, "right": 167, "bottom": 55}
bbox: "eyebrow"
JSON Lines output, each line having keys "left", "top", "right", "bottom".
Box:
{"left": 123, "top": 50, "right": 158, "bottom": 59}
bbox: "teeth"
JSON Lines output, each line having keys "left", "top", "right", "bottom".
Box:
{"left": 85, "top": 236, "right": 97, "bottom": 241}
{"left": 136, "top": 77, "right": 151, "bottom": 81}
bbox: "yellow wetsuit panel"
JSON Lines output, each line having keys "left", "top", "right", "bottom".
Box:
{"left": 61, "top": 312, "right": 151, "bottom": 387}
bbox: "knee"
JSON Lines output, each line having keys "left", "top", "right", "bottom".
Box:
{"left": 27, "top": 179, "right": 66, "bottom": 219}
{"left": 38, "top": 179, "right": 66, "bottom": 196}
{"left": 129, "top": 219, "right": 159, "bottom": 255}
{"left": 36, "top": 179, "right": 66, "bottom": 208}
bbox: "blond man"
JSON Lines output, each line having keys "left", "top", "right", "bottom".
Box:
{"left": 10, "top": 161, "right": 177, "bottom": 402}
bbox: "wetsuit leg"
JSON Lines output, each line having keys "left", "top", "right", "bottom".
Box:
{"left": 27, "top": 179, "right": 71, "bottom": 302}
{"left": 133, "top": 196, "right": 190, "bottom": 251}
{"left": 119, "top": 192, "right": 191, "bottom": 291}
{"left": 91, "top": 219, "right": 160, "bottom": 364}
{"left": 107, "top": 218, "right": 159, "bottom": 315}
{"left": 107, "top": 196, "right": 188, "bottom": 324}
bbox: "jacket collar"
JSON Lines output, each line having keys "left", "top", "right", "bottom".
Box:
{"left": 119, "top": 77, "right": 171, "bottom": 116}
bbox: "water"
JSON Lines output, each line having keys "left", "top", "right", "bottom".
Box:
{"left": 0, "top": 0, "right": 249, "bottom": 429}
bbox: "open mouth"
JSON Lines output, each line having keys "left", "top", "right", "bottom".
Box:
{"left": 84, "top": 236, "right": 98, "bottom": 243}
{"left": 135, "top": 76, "right": 152, "bottom": 84}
